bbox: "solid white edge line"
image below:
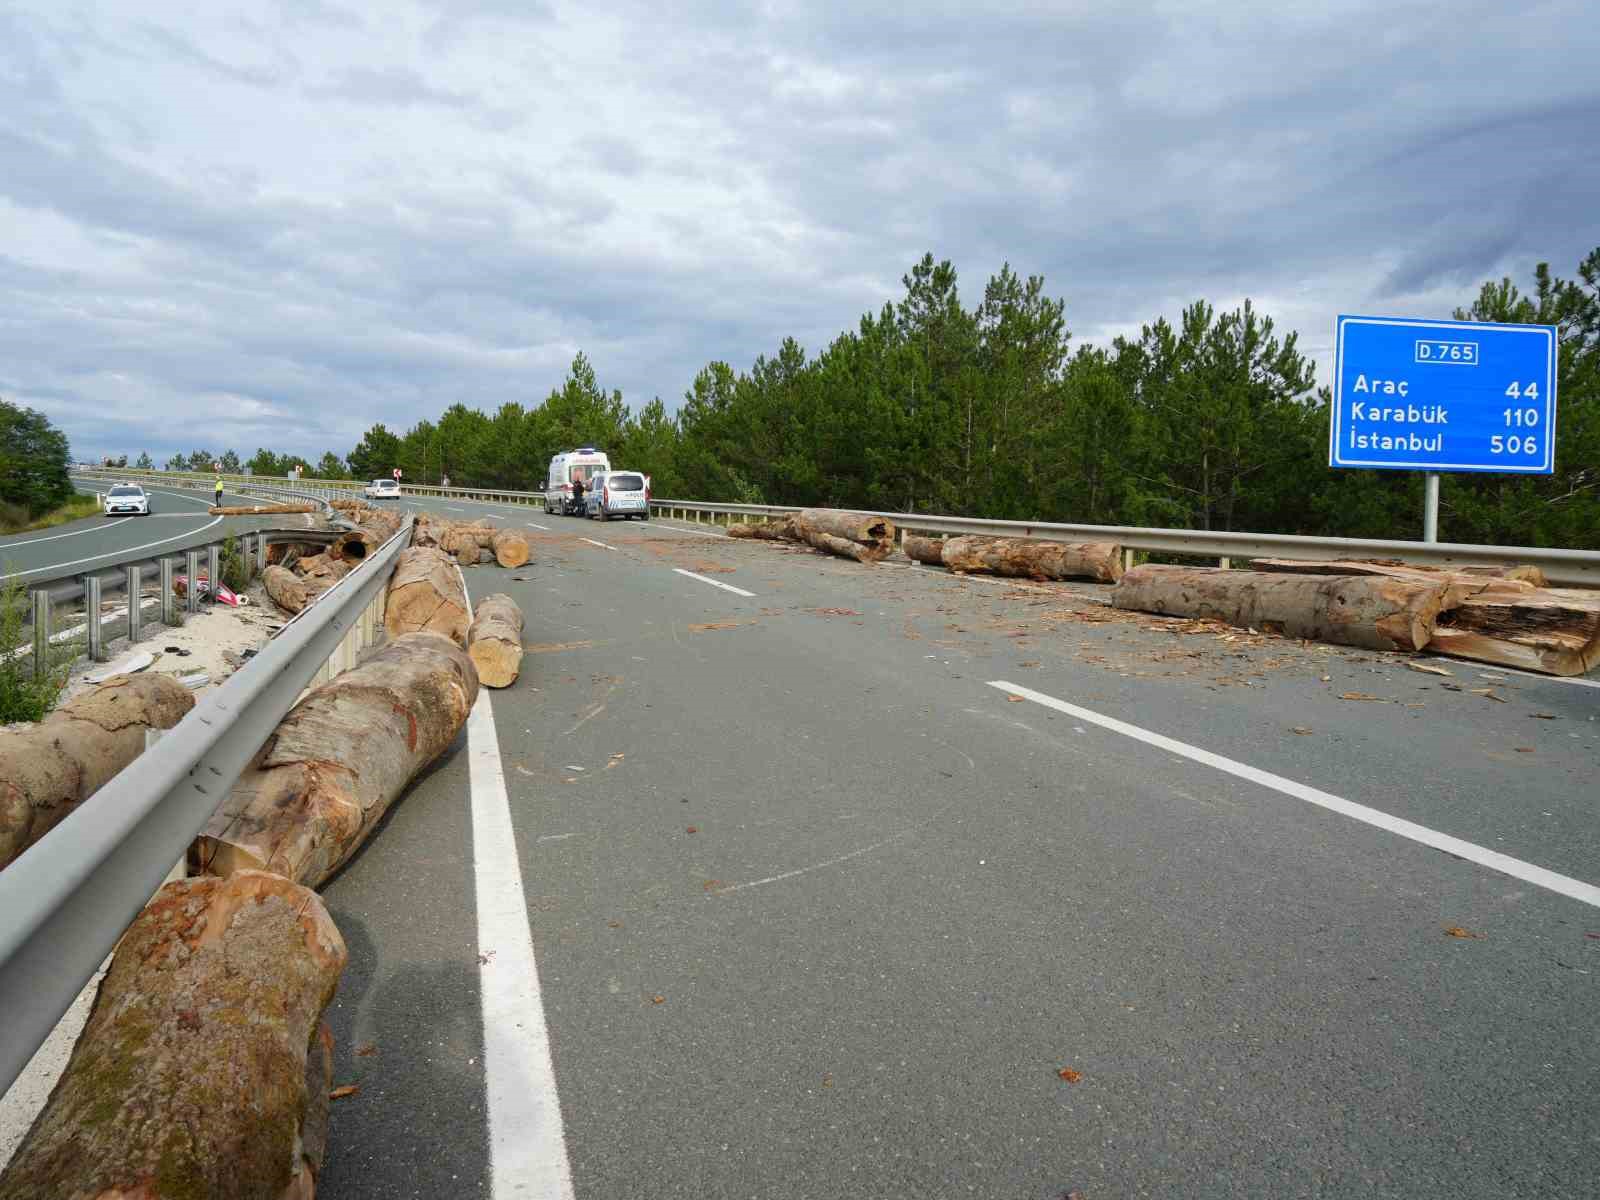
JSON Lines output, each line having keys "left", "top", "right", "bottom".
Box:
{"left": 525, "top": 522, "right": 551, "bottom": 531}
{"left": 2, "top": 516, "right": 226, "bottom": 583}
{"left": 989, "top": 681, "right": 1600, "bottom": 910}
{"left": 461, "top": 575, "right": 576, "bottom": 1200}
{"left": 672, "top": 568, "right": 756, "bottom": 597}
{"left": 645, "top": 520, "right": 726, "bottom": 538}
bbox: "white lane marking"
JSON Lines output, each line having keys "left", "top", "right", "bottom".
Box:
{"left": 0, "top": 516, "right": 132, "bottom": 548}
{"left": 579, "top": 537, "right": 616, "bottom": 551}
{"left": 673, "top": 568, "right": 756, "bottom": 597}
{"left": 445, "top": 505, "right": 468, "bottom": 512}
{"left": 712, "top": 836, "right": 902, "bottom": 895}
{"left": 1, "top": 516, "right": 225, "bottom": 583}
{"left": 991, "top": 681, "right": 1600, "bottom": 910}
{"left": 1436, "top": 661, "right": 1600, "bottom": 691}
{"left": 648, "top": 520, "right": 726, "bottom": 539}
{"left": 461, "top": 578, "right": 577, "bottom": 1200}
{"left": 525, "top": 522, "right": 552, "bottom": 531}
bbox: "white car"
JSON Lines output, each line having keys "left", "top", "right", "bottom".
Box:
{"left": 364, "top": 479, "right": 401, "bottom": 500}
{"left": 103, "top": 484, "right": 151, "bottom": 516}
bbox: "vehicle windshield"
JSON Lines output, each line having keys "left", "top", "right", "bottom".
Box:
{"left": 606, "top": 473, "right": 645, "bottom": 491}
{"left": 109, "top": 486, "right": 142, "bottom": 496}
{"left": 373, "top": 480, "right": 396, "bottom": 488}
{"left": 568, "top": 464, "right": 601, "bottom": 483}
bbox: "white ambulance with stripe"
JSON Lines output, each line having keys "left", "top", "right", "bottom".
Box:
{"left": 545, "top": 447, "right": 611, "bottom": 515}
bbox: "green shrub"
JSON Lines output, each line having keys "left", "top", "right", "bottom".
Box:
{"left": 0, "top": 569, "right": 79, "bottom": 723}
{"left": 219, "top": 536, "right": 253, "bottom": 593}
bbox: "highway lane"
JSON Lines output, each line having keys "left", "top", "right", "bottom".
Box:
{"left": 313, "top": 504, "right": 1597, "bottom": 1199}
{"left": 0, "top": 481, "right": 275, "bottom": 586}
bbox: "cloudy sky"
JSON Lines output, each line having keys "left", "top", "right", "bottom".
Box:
{"left": 4, "top": 0, "right": 1597, "bottom": 465}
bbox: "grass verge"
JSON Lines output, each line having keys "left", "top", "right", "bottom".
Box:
{"left": 0, "top": 493, "right": 104, "bottom": 535}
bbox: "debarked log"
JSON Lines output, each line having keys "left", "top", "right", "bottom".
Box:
{"left": 385, "top": 546, "right": 469, "bottom": 645}
{"left": 1111, "top": 564, "right": 1450, "bottom": 652}
{"left": 792, "top": 509, "right": 896, "bottom": 563}
{"left": 263, "top": 563, "right": 310, "bottom": 614}
{"left": 0, "top": 870, "right": 345, "bottom": 1200}
{"left": 468, "top": 593, "right": 525, "bottom": 688}
{"left": 194, "top": 632, "right": 479, "bottom": 887}
{"left": 940, "top": 536, "right": 1123, "bottom": 583}
{"left": 1430, "top": 582, "right": 1600, "bottom": 676}
{"left": 0, "top": 674, "right": 195, "bottom": 871}
{"left": 902, "top": 534, "right": 947, "bottom": 565}
{"left": 727, "top": 516, "right": 799, "bottom": 541}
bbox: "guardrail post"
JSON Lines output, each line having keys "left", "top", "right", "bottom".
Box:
{"left": 82, "top": 575, "right": 105, "bottom": 662}
{"left": 185, "top": 551, "right": 201, "bottom": 614}
{"left": 31, "top": 590, "right": 50, "bottom": 679}
{"left": 207, "top": 545, "right": 220, "bottom": 604}
{"left": 1218, "top": 556, "right": 1231, "bottom": 570}
{"left": 160, "top": 558, "right": 178, "bottom": 626}
{"left": 126, "top": 564, "right": 143, "bottom": 644}
{"left": 1123, "top": 548, "right": 1135, "bottom": 573}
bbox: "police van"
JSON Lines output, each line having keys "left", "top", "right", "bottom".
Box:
{"left": 545, "top": 447, "right": 611, "bottom": 515}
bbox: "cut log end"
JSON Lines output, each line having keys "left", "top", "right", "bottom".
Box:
{"left": 468, "top": 593, "right": 525, "bottom": 688}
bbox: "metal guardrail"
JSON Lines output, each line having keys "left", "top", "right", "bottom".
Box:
{"left": 647, "top": 499, "right": 1600, "bottom": 587}
{"left": 0, "top": 515, "right": 413, "bottom": 1092}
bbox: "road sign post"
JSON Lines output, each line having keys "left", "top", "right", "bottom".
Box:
{"left": 1330, "top": 316, "right": 1557, "bottom": 540}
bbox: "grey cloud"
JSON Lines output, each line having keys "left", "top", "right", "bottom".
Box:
{"left": 310, "top": 64, "right": 475, "bottom": 108}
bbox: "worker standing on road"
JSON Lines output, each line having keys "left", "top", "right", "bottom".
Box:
{"left": 214, "top": 476, "right": 224, "bottom": 506}
{"left": 570, "top": 473, "right": 585, "bottom": 516}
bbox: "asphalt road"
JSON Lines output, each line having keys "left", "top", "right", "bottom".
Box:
{"left": 311, "top": 497, "right": 1598, "bottom": 1199}
{"left": 0, "top": 480, "right": 275, "bottom": 587}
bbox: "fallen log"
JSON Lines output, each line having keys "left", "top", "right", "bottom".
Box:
{"left": 1431, "top": 583, "right": 1600, "bottom": 676}
{"left": 1, "top": 675, "right": 194, "bottom": 871}
{"left": 941, "top": 536, "right": 1123, "bottom": 583}
{"left": 1111, "top": 564, "right": 1450, "bottom": 652}
{"left": 468, "top": 593, "right": 525, "bottom": 688}
{"left": 385, "top": 545, "right": 470, "bottom": 645}
{"left": 902, "top": 534, "right": 947, "bottom": 565}
{"left": 1248, "top": 557, "right": 1546, "bottom": 603}
{"left": 195, "top": 632, "right": 479, "bottom": 886}
{"left": 490, "top": 528, "right": 530, "bottom": 568}
{"left": 266, "top": 540, "right": 320, "bottom": 567}
{"left": 207, "top": 502, "right": 316, "bottom": 516}
{"left": 727, "top": 516, "right": 799, "bottom": 541}
{"left": 792, "top": 509, "right": 896, "bottom": 563}
{"left": 0, "top": 871, "right": 344, "bottom": 1200}
{"left": 263, "top": 563, "right": 309, "bottom": 614}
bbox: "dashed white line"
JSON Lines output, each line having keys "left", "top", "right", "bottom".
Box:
{"left": 648, "top": 521, "right": 726, "bottom": 539}
{"left": 445, "top": 505, "right": 468, "bottom": 512}
{"left": 461, "top": 575, "right": 576, "bottom": 1199}
{"left": 579, "top": 537, "right": 616, "bottom": 551}
{"left": 673, "top": 568, "right": 756, "bottom": 597}
{"left": 990, "top": 680, "right": 1600, "bottom": 910}
{"left": 525, "top": 521, "right": 552, "bottom": 531}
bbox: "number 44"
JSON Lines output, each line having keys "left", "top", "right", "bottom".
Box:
{"left": 1505, "top": 381, "right": 1539, "bottom": 399}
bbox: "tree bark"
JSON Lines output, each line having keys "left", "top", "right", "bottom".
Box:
{"left": 1248, "top": 557, "right": 1547, "bottom": 600}
{"left": 727, "top": 517, "right": 798, "bottom": 541}
{"left": 0, "top": 675, "right": 195, "bottom": 871}
{"left": 902, "top": 534, "right": 947, "bottom": 565}
{"left": 194, "top": 632, "right": 479, "bottom": 887}
{"left": 791, "top": 509, "right": 896, "bottom": 563}
{"left": 940, "top": 536, "right": 1123, "bottom": 583}
{"left": 1111, "top": 564, "right": 1450, "bottom": 652}
{"left": 468, "top": 593, "right": 525, "bottom": 688}
{"left": 0, "top": 870, "right": 345, "bottom": 1200}
{"left": 490, "top": 529, "right": 530, "bottom": 568}
{"left": 385, "top": 546, "right": 469, "bottom": 645}
{"left": 263, "top": 564, "right": 309, "bottom": 615}
{"left": 1431, "top": 582, "right": 1600, "bottom": 676}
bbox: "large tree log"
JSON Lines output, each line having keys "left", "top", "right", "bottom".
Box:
{"left": 1430, "top": 583, "right": 1600, "bottom": 676}
{"left": 386, "top": 546, "right": 470, "bottom": 645}
{"left": 1248, "top": 557, "right": 1546, "bottom": 604}
{"left": 902, "top": 534, "right": 947, "bottom": 565}
{"left": 1111, "top": 564, "right": 1450, "bottom": 652}
{"left": 195, "top": 632, "right": 479, "bottom": 886}
{"left": 0, "top": 675, "right": 194, "bottom": 871}
{"left": 207, "top": 502, "right": 316, "bottom": 516}
{"left": 490, "top": 529, "right": 530, "bottom": 568}
{"left": 940, "top": 536, "right": 1123, "bottom": 583}
{"left": 0, "top": 870, "right": 345, "bottom": 1200}
{"left": 468, "top": 593, "right": 525, "bottom": 688}
{"left": 792, "top": 509, "right": 896, "bottom": 563}
{"left": 727, "top": 516, "right": 799, "bottom": 541}
{"left": 263, "top": 563, "right": 309, "bottom": 614}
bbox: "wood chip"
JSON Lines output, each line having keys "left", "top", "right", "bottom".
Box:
{"left": 1444, "top": 926, "right": 1484, "bottom": 939}
{"left": 1406, "top": 661, "right": 1454, "bottom": 676}
{"left": 1338, "top": 691, "right": 1385, "bottom": 702}
{"left": 1468, "top": 688, "right": 1508, "bottom": 702}
{"left": 329, "top": 1085, "right": 361, "bottom": 1100}
{"left": 1057, "top": 1067, "right": 1082, "bottom": 1083}
{"left": 1290, "top": 726, "right": 1314, "bottom": 735}
{"left": 1007, "top": 695, "right": 1025, "bottom": 703}
{"left": 1531, "top": 713, "right": 1558, "bottom": 720}
{"left": 651, "top": 994, "right": 666, "bottom": 1005}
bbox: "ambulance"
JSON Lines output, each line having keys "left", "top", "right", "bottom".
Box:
{"left": 545, "top": 447, "right": 611, "bottom": 515}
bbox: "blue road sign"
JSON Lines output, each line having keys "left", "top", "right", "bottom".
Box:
{"left": 1329, "top": 315, "right": 1558, "bottom": 474}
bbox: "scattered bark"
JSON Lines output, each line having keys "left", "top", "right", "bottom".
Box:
{"left": 207, "top": 502, "right": 317, "bottom": 516}
{"left": 385, "top": 546, "right": 470, "bottom": 645}
{"left": 791, "top": 509, "right": 896, "bottom": 563}
{"left": 263, "top": 563, "right": 310, "bottom": 615}
{"left": 940, "top": 536, "right": 1123, "bottom": 583}
{"left": 1111, "top": 564, "right": 1450, "bottom": 652}
{"left": 468, "top": 593, "right": 525, "bottom": 688}
{"left": 195, "top": 632, "right": 479, "bottom": 887}
{"left": 727, "top": 517, "right": 799, "bottom": 541}
{"left": 1432, "top": 582, "right": 1600, "bottom": 676}
{"left": 0, "top": 675, "right": 195, "bottom": 871}
{"left": 0, "top": 870, "right": 346, "bottom": 1200}
{"left": 1249, "top": 557, "right": 1543, "bottom": 605}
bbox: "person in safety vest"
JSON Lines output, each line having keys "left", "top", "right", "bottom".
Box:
{"left": 214, "top": 476, "right": 224, "bottom": 505}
